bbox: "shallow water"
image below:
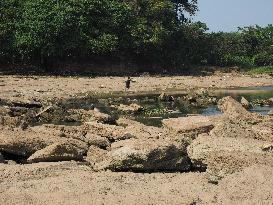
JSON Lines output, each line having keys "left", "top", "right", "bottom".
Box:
{"left": 94, "top": 86, "right": 273, "bottom": 127}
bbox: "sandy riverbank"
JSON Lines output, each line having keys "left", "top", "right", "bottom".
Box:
{"left": 0, "top": 72, "right": 272, "bottom": 101}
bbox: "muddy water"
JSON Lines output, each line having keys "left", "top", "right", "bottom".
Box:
{"left": 91, "top": 86, "right": 273, "bottom": 127}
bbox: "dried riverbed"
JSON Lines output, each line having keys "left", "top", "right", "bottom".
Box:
{"left": 0, "top": 73, "right": 273, "bottom": 205}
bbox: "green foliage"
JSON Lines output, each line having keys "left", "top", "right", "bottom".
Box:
{"left": 247, "top": 66, "right": 273, "bottom": 75}
{"left": 205, "top": 25, "right": 273, "bottom": 68}
{"left": 0, "top": 0, "right": 272, "bottom": 72}
{"left": 0, "top": 0, "right": 198, "bottom": 69}
{"left": 0, "top": 0, "right": 21, "bottom": 63}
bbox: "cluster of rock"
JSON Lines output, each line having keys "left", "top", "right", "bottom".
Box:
{"left": 0, "top": 97, "right": 116, "bottom": 129}
{"left": 0, "top": 95, "right": 273, "bottom": 183}
{"left": 158, "top": 89, "right": 217, "bottom": 108}
{"left": 252, "top": 97, "right": 273, "bottom": 107}
{"left": 180, "top": 89, "right": 217, "bottom": 107}
{"left": 187, "top": 96, "right": 273, "bottom": 182}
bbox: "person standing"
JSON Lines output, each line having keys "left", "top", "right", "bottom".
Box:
{"left": 125, "top": 76, "right": 132, "bottom": 92}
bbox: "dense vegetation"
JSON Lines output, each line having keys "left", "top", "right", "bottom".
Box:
{"left": 0, "top": 0, "right": 272, "bottom": 72}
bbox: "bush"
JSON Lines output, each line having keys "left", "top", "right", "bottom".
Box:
{"left": 222, "top": 54, "right": 255, "bottom": 67}
{"left": 253, "top": 52, "right": 273, "bottom": 66}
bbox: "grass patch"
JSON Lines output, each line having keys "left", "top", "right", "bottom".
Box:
{"left": 246, "top": 66, "right": 273, "bottom": 75}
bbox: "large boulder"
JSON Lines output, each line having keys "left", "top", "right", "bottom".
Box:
{"left": 210, "top": 116, "right": 273, "bottom": 142}
{"left": 218, "top": 96, "right": 256, "bottom": 121}
{"left": 86, "top": 138, "right": 190, "bottom": 172}
{"left": 162, "top": 115, "right": 221, "bottom": 144}
{"left": 0, "top": 127, "right": 88, "bottom": 157}
{"left": 0, "top": 128, "right": 55, "bottom": 156}
{"left": 83, "top": 122, "right": 134, "bottom": 142}
{"left": 123, "top": 120, "right": 164, "bottom": 140}
{"left": 27, "top": 142, "right": 85, "bottom": 163}
{"left": 206, "top": 149, "right": 273, "bottom": 183}
{"left": 84, "top": 120, "right": 163, "bottom": 142}
{"left": 163, "top": 115, "right": 220, "bottom": 135}
{"left": 187, "top": 134, "right": 273, "bottom": 181}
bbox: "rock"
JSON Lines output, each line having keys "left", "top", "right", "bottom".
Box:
{"left": 269, "top": 98, "right": 273, "bottom": 105}
{"left": 27, "top": 142, "right": 84, "bottom": 163}
{"left": 84, "top": 122, "right": 134, "bottom": 142}
{"left": 182, "top": 89, "right": 216, "bottom": 107}
{"left": 86, "top": 138, "right": 190, "bottom": 172}
{"left": 240, "top": 97, "right": 252, "bottom": 109}
{"left": 124, "top": 120, "right": 163, "bottom": 140}
{"left": 0, "top": 127, "right": 88, "bottom": 157}
{"left": 210, "top": 117, "right": 273, "bottom": 142}
{"left": 252, "top": 98, "right": 273, "bottom": 106}
{"left": 67, "top": 108, "right": 115, "bottom": 124}
{"left": 158, "top": 93, "right": 174, "bottom": 102}
{"left": 0, "top": 128, "right": 54, "bottom": 156}
{"left": 162, "top": 115, "right": 220, "bottom": 136}
{"left": 8, "top": 106, "right": 29, "bottom": 116}
{"left": 84, "top": 120, "right": 163, "bottom": 142}
{"left": 218, "top": 96, "right": 250, "bottom": 117}
{"left": 86, "top": 146, "right": 108, "bottom": 167}
{"left": 89, "top": 109, "right": 116, "bottom": 124}
{"left": 116, "top": 118, "right": 140, "bottom": 127}
{"left": 187, "top": 134, "right": 273, "bottom": 181}
{"left": 117, "top": 103, "right": 144, "bottom": 113}
{"left": 35, "top": 105, "right": 66, "bottom": 123}
{"left": 84, "top": 133, "right": 110, "bottom": 148}
{"left": 11, "top": 100, "right": 42, "bottom": 108}
{"left": 195, "top": 88, "right": 209, "bottom": 96}
{"left": 268, "top": 110, "right": 273, "bottom": 116}
{"left": 0, "top": 152, "right": 4, "bottom": 163}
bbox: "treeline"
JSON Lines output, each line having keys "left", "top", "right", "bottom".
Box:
{"left": 0, "top": 0, "right": 272, "bottom": 72}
